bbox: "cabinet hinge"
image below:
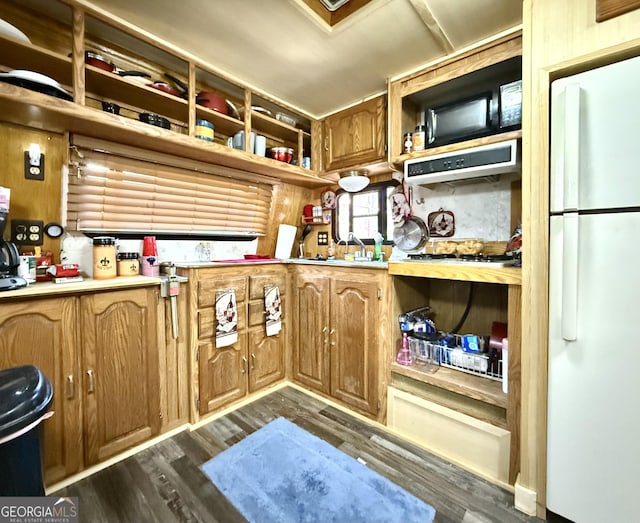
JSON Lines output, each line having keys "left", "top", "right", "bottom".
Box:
{"left": 377, "top": 288, "right": 382, "bottom": 300}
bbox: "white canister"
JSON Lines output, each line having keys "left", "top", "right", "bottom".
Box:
{"left": 18, "top": 255, "right": 36, "bottom": 283}
{"left": 254, "top": 135, "right": 267, "bottom": 156}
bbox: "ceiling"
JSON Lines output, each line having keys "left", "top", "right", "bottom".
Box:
{"left": 73, "top": 0, "right": 522, "bottom": 118}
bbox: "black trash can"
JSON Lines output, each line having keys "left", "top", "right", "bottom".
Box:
{"left": 0, "top": 365, "right": 53, "bottom": 496}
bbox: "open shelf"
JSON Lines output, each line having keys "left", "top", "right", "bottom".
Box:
{"left": 388, "top": 261, "right": 522, "bottom": 285}
{"left": 391, "top": 361, "right": 506, "bottom": 409}
{"left": 0, "top": 82, "right": 333, "bottom": 188}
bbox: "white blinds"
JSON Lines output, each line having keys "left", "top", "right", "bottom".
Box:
{"left": 66, "top": 139, "right": 274, "bottom": 236}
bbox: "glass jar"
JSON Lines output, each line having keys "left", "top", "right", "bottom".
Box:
{"left": 117, "top": 252, "right": 139, "bottom": 276}
{"left": 412, "top": 125, "right": 426, "bottom": 152}
{"left": 92, "top": 237, "right": 117, "bottom": 279}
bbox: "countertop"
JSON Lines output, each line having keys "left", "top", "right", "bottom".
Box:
{"left": 174, "top": 259, "right": 389, "bottom": 269}
{"left": 0, "top": 275, "right": 162, "bottom": 300}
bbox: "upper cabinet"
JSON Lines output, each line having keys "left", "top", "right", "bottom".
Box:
{"left": 322, "top": 94, "right": 387, "bottom": 173}
{"left": 0, "top": 0, "right": 329, "bottom": 188}
{"left": 388, "top": 30, "right": 522, "bottom": 169}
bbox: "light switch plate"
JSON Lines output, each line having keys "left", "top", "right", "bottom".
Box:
{"left": 11, "top": 219, "right": 44, "bottom": 245}
{"left": 317, "top": 231, "right": 328, "bottom": 245}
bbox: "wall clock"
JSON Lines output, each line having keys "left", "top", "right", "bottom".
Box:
{"left": 427, "top": 208, "right": 455, "bottom": 237}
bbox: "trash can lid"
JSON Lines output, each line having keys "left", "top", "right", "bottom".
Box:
{"left": 0, "top": 365, "right": 53, "bottom": 440}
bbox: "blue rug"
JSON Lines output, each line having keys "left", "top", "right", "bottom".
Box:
{"left": 201, "top": 417, "right": 436, "bottom": 523}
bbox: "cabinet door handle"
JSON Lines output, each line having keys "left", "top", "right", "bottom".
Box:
{"left": 251, "top": 353, "right": 256, "bottom": 370}
{"left": 322, "top": 326, "right": 328, "bottom": 333}
{"left": 242, "top": 356, "right": 248, "bottom": 374}
{"left": 86, "top": 369, "right": 95, "bottom": 393}
{"left": 329, "top": 329, "right": 335, "bottom": 335}
{"left": 67, "top": 375, "right": 75, "bottom": 400}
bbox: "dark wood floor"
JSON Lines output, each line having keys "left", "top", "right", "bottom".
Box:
{"left": 58, "top": 387, "right": 547, "bottom": 523}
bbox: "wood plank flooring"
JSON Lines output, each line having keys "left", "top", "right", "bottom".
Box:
{"left": 57, "top": 387, "right": 548, "bottom": 523}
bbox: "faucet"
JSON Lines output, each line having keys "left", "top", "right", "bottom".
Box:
{"left": 348, "top": 232, "right": 367, "bottom": 259}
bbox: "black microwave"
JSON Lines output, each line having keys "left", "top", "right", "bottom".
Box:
{"left": 425, "top": 79, "right": 522, "bottom": 148}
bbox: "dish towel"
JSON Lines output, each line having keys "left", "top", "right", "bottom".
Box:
{"left": 215, "top": 289, "right": 238, "bottom": 348}
{"left": 264, "top": 286, "right": 282, "bottom": 336}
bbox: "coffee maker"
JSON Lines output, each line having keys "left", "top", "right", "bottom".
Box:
{"left": 0, "top": 208, "right": 27, "bottom": 290}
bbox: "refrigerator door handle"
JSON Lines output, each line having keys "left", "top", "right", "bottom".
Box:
{"left": 562, "top": 84, "right": 581, "bottom": 211}
{"left": 561, "top": 213, "right": 579, "bottom": 341}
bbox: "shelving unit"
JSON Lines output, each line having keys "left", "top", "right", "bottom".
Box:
{"left": 0, "top": 0, "right": 328, "bottom": 187}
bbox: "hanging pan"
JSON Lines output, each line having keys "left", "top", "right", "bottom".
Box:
{"left": 393, "top": 216, "right": 429, "bottom": 252}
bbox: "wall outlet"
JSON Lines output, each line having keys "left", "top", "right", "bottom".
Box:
{"left": 317, "top": 231, "right": 328, "bottom": 245}
{"left": 24, "top": 152, "right": 45, "bottom": 180}
{"left": 11, "top": 219, "right": 44, "bottom": 245}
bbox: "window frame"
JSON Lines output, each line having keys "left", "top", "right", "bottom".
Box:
{"left": 331, "top": 180, "right": 398, "bottom": 245}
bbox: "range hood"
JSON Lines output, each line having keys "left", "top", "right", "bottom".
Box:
{"left": 404, "top": 139, "right": 520, "bottom": 186}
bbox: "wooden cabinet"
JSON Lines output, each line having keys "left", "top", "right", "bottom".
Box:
{"left": 322, "top": 95, "right": 386, "bottom": 172}
{"left": 80, "top": 287, "right": 161, "bottom": 465}
{"left": 192, "top": 265, "right": 287, "bottom": 418}
{"left": 0, "top": 285, "right": 161, "bottom": 484}
{"left": 292, "top": 265, "right": 389, "bottom": 418}
{"left": 0, "top": 297, "right": 82, "bottom": 485}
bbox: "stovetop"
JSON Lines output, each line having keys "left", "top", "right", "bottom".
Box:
{"left": 404, "top": 253, "right": 519, "bottom": 267}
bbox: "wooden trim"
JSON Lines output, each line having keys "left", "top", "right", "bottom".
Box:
{"left": 596, "top": 0, "right": 640, "bottom": 21}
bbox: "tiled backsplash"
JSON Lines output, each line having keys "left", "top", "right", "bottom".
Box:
{"left": 60, "top": 233, "right": 258, "bottom": 277}
{"left": 412, "top": 179, "right": 513, "bottom": 240}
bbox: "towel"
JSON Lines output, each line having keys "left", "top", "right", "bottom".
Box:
{"left": 215, "top": 289, "right": 238, "bottom": 348}
{"left": 264, "top": 286, "right": 282, "bottom": 336}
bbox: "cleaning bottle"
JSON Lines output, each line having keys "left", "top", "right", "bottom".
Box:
{"left": 373, "top": 232, "right": 383, "bottom": 261}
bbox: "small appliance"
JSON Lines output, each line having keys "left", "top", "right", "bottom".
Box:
{"left": 0, "top": 208, "right": 27, "bottom": 291}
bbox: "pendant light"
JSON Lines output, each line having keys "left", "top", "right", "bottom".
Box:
{"left": 338, "top": 169, "right": 370, "bottom": 192}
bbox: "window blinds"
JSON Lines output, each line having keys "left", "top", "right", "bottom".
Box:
{"left": 66, "top": 139, "right": 274, "bottom": 236}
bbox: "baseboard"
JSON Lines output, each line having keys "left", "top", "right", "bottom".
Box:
{"left": 514, "top": 475, "right": 538, "bottom": 515}
{"left": 45, "top": 424, "right": 188, "bottom": 494}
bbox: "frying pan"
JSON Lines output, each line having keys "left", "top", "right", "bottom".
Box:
{"left": 393, "top": 216, "right": 429, "bottom": 252}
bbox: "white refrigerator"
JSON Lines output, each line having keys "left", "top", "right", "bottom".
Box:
{"left": 548, "top": 55, "right": 640, "bottom": 523}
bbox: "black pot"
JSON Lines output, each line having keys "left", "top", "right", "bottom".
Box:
{"left": 101, "top": 101, "right": 120, "bottom": 115}
{"left": 139, "top": 113, "right": 171, "bottom": 129}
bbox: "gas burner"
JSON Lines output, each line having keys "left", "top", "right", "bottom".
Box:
{"left": 407, "top": 253, "right": 456, "bottom": 260}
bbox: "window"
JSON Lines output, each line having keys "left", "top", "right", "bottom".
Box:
{"left": 333, "top": 181, "right": 397, "bottom": 244}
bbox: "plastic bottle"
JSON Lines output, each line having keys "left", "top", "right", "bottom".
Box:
{"left": 373, "top": 232, "right": 383, "bottom": 261}
{"left": 396, "top": 333, "right": 412, "bottom": 366}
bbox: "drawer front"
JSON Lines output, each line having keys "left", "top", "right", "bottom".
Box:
{"left": 249, "top": 272, "right": 286, "bottom": 300}
{"left": 248, "top": 296, "right": 286, "bottom": 327}
{"left": 198, "top": 276, "right": 247, "bottom": 308}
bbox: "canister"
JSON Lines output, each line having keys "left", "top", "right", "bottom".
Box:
{"left": 92, "top": 236, "right": 117, "bottom": 279}
{"left": 195, "top": 119, "right": 215, "bottom": 142}
{"left": 412, "top": 125, "right": 426, "bottom": 151}
{"left": 117, "top": 252, "right": 139, "bottom": 276}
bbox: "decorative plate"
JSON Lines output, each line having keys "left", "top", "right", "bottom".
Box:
{"left": 427, "top": 208, "right": 455, "bottom": 237}
{"left": 321, "top": 190, "right": 337, "bottom": 209}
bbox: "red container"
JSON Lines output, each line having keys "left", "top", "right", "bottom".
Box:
{"left": 142, "top": 236, "right": 158, "bottom": 257}
{"left": 269, "top": 147, "right": 294, "bottom": 163}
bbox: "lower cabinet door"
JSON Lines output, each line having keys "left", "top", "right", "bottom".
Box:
{"left": 0, "top": 297, "right": 82, "bottom": 484}
{"left": 248, "top": 327, "right": 285, "bottom": 393}
{"left": 81, "top": 288, "right": 161, "bottom": 465}
{"left": 199, "top": 335, "right": 248, "bottom": 415}
{"left": 330, "top": 277, "right": 380, "bottom": 416}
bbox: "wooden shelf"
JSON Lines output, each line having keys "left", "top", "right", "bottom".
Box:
{"left": 391, "top": 361, "right": 507, "bottom": 409}
{"left": 391, "top": 130, "right": 522, "bottom": 170}
{"left": 388, "top": 261, "right": 522, "bottom": 285}
{"left": 0, "top": 82, "right": 333, "bottom": 188}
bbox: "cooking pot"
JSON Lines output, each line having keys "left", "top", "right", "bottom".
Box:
{"left": 196, "top": 91, "right": 228, "bottom": 114}
{"left": 139, "top": 113, "right": 171, "bottom": 129}
{"left": 393, "top": 216, "right": 429, "bottom": 252}
{"left": 85, "top": 51, "right": 114, "bottom": 72}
